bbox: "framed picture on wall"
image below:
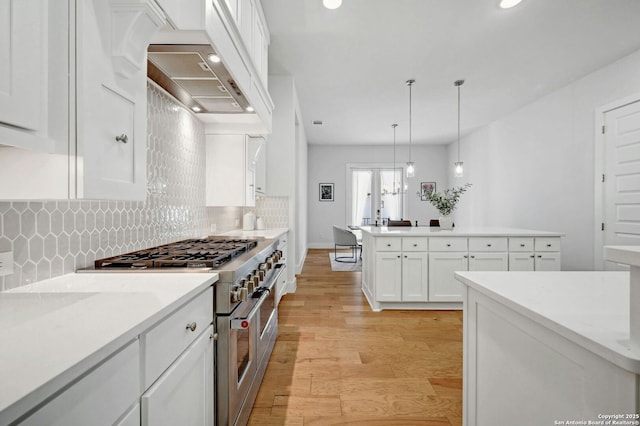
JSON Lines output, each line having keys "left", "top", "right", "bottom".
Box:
{"left": 420, "top": 182, "right": 436, "bottom": 201}
{"left": 319, "top": 183, "right": 334, "bottom": 201}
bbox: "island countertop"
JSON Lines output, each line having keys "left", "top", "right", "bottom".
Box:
{"left": 455, "top": 270, "right": 639, "bottom": 373}
{"left": 0, "top": 272, "right": 218, "bottom": 425}
{"left": 359, "top": 226, "right": 564, "bottom": 237}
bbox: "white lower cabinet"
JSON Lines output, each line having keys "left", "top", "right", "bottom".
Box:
{"left": 402, "top": 252, "right": 429, "bottom": 301}
{"left": 118, "top": 404, "right": 141, "bottom": 426}
{"left": 141, "top": 325, "right": 214, "bottom": 426}
{"left": 469, "top": 253, "right": 508, "bottom": 271}
{"left": 21, "top": 340, "right": 141, "bottom": 426}
{"left": 374, "top": 237, "right": 428, "bottom": 302}
{"left": 375, "top": 252, "right": 402, "bottom": 301}
{"left": 428, "top": 252, "right": 468, "bottom": 302}
{"left": 508, "top": 237, "right": 561, "bottom": 271}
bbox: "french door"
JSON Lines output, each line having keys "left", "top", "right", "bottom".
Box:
{"left": 349, "top": 165, "right": 405, "bottom": 226}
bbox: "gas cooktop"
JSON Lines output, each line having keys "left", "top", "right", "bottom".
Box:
{"left": 93, "top": 238, "right": 260, "bottom": 270}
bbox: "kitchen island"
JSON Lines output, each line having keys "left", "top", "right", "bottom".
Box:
{"left": 455, "top": 269, "right": 639, "bottom": 425}
{"left": 359, "top": 226, "right": 563, "bottom": 311}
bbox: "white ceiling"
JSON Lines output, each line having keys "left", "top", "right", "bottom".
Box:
{"left": 262, "top": 0, "right": 640, "bottom": 146}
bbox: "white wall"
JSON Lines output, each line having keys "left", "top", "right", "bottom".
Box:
{"left": 308, "top": 144, "right": 449, "bottom": 247}
{"left": 448, "top": 48, "right": 640, "bottom": 271}
{"left": 268, "top": 75, "right": 308, "bottom": 283}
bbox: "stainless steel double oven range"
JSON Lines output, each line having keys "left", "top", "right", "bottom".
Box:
{"left": 89, "top": 236, "right": 285, "bottom": 426}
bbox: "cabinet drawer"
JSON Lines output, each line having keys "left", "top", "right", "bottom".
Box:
{"left": 535, "top": 237, "right": 560, "bottom": 252}
{"left": 402, "top": 237, "right": 428, "bottom": 251}
{"left": 22, "top": 340, "right": 140, "bottom": 426}
{"left": 468, "top": 237, "right": 507, "bottom": 252}
{"left": 509, "top": 237, "right": 534, "bottom": 252}
{"left": 429, "top": 237, "right": 467, "bottom": 252}
{"left": 142, "top": 286, "right": 213, "bottom": 388}
{"left": 375, "top": 237, "right": 402, "bottom": 251}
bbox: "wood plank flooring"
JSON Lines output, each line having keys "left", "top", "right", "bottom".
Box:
{"left": 248, "top": 249, "right": 463, "bottom": 425}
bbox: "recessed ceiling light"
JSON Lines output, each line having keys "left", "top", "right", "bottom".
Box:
{"left": 246, "top": 106, "right": 255, "bottom": 112}
{"left": 208, "top": 53, "right": 221, "bottom": 63}
{"left": 192, "top": 106, "right": 202, "bottom": 112}
{"left": 500, "top": 0, "right": 522, "bottom": 8}
{"left": 323, "top": 0, "right": 342, "bottom": 9}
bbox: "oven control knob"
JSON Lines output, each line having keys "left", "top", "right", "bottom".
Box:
{"left": 239, "top": 287, "right": 248, "bottom": 301}
{"left": 258, "top": 270, "right": 265, "bottom": 281}
{"left": 252, "top": 275, "right": 260, "bottom": 286}
{"left": 230, "top": 289, "right": 239, "bottom": 303}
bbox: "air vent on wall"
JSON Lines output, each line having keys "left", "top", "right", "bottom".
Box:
{"left": 147, "top": 44, "right": 251, "bottom": 114}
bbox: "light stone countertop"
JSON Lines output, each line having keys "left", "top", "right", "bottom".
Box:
{"left": 454, "top": 270, "right": 640, "bottom": 373}
{"left": 0, "top": 272, "right": 218, "bottom": 424}
{"left": 219, "top": 227, "right": 288, "bottom": 240}
{"left": 359, "top": 226, "right": 564, "bottom": 237}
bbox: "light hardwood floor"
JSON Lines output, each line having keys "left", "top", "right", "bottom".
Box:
{"left": 248, "top": 249, "right": 463, "bottom": 425}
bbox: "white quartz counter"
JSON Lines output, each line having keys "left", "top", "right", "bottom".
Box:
{"left": 0, "top": 272, "right": 218, "bottom": 424}
{"left": 455, "top": 270, "right": 640, "bottom": 373}
{"left": 220, "top": 227, "right": 288, "bottom": 240}
{"left": 360, "top": 226, "right": 563, "bottom": 237}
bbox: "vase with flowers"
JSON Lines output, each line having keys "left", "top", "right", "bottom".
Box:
{"left": 423, "top": 183, "right": 471, "bottom": 229}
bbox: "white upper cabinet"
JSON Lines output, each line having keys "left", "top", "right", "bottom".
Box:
{"left": 248, "top": 136, "right": 266, "bottom": 194}
{"left": 0, "top": 0, "right": 55, "bottom": 152}
{"left": 206, "top": 134, "right": 263, "bottom": 206}
{"left": 73, "top": 0, "right": 165, "bottom": 200}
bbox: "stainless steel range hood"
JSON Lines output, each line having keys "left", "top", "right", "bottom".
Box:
{"left": 147, "top": 44, "right": 251, "bottom": 114}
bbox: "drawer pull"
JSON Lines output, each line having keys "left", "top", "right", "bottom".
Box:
{"left": 446, "top": 243, "right": 451, "bottom": 247}
{"left": 546, "top": 244, "right": 552, "bottom": 247}
{"left": 470, "top": 255, "right": 475, "bottom": 258}
{"left": 486, "top": 244, "right": 492, "bottom": 247}
{"left": 397, "top": 255, "right": 401, "bottom": 258}
{"left": 404, "top": 255, "right": 408, "bottom": 258}
{"left": 413, "top": 243, "right": 418, "bottom": 247}
{"left": 464, "top": 255, "right": 468, "bottom": 258}
{"left": 520, "top": 244, "right": 525, "bottom": 247}
{"left": 530, "top": 255, "right": 535, "bottom": 258}
{"left": 115, "top": 134, "right": 128, "bottom": 143}
{"left": 537, "top": 255, "right": 542, "bottom": 258}
{"left": 186, "top": 322, "right": 197, "bottom": 332}
{"left": 387, "top": 244, "right": 391, "bottom": 247}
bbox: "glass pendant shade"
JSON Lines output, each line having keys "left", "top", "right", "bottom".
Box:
{"left": 454, "top": 161, "right": 464, "bottom": 178}
{"left": 406, "top": 162, "right": 415, "bottom": 178}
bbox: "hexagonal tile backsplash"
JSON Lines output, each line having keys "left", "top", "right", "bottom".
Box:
{"left": 0, "top": 84, "right": 210, "bottom": 290}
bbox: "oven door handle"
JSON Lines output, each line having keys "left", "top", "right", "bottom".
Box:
{"left": 230, "top": 292, "right": 267, "bottom": 329}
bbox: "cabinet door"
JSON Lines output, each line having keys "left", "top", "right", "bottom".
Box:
{"left": 509, "top": 252, "right": 535, "bottom": 271}
{"left": 375, "top": 252, "right": 402, "bottom": 302}
{"left": 402, "top": 252, "right": 428, "bottom": 301}
{"left": 142, "top": 325, "right": 214, "bottom": 426}
{"left": 0, "top": 0, "right": 44, "bottom": 132}
{"left": 428, "top": 252, "right": 468, "bottom": 302}
{"left": 469, "top": 253, "right": 508, "bottom": 271}
{"left": 249, "top": 136, "right": 267, "bottom": 194}
{"left": 74, "top": 0, "right": 149, "bottom": 200}
{"left": 206, "top": 134, "right": 249, "bottom": 206}
{"left": 535, "top": 253, "right": 561, "bottom": 271}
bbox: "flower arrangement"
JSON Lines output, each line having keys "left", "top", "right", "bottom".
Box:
{"left": 423, "top": 183, "right": 472, "bottom": 216}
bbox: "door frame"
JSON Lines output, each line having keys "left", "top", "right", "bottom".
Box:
{"left": 594, "top": 92, "right": 640, "bottom": 270}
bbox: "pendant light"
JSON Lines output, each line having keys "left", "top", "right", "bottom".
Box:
{"left": 406, "top": 79, "right": 415, "bottom": 178}
{"left": 323, "top": 0, "right": 342, "bottom": 9}
{"left": 454, "top": 79, "right": 465, "bottom": 178}
{"left": 392, "top": 123, "right": 399, "bottom": 194}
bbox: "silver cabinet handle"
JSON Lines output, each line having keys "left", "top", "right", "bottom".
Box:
{"left": 530, "top": 255, "right": 535, "bottom": 258}
{"left": 397, "top": 255, "right": 401, "bottom": 258}
{"left": 470, "top": 255, "right": 475, "bottom": 258}
{"left": 463, "top": 255, "right": 468, "bottom": 258}
{"left": 487, "top": 244, "right": 492, "bottom": 247}
{"left": 115, "top": 134, "right": 128, "bottom": 143}
{"left": 446, "top": 243, "right": 451, "bottom": 247}
{"left": 413, "top": 243, "right": 418, "bottom": 247}
{"left": 186, "top": 322, "right": 197, "bottom": 332}
{"left": 387, "top": 244, "right": 391, "bottom": 247}
{"left": 520, "top": 244, "right": 525, "bottom": 247}
{"left": 537, "top": 255, "right": 542, "bottom": 258}
{"left": 404, "top": 255, "right": 407, "bottom": 258}
{"left": 547, "top": 244, "right": 552, "bottom": 247}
